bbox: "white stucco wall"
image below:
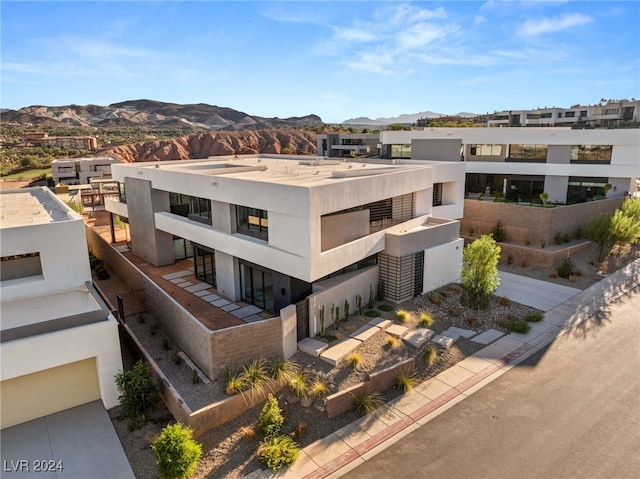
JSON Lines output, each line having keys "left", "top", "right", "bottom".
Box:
{"left": 0, "top": 317, "right": 123, "bottom": 409}
{"left": 422, "top": 239, "right": 464, "bottom": 293}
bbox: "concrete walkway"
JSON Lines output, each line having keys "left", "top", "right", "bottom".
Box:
{"left": 495, "top": 271, "right": 581, "bottom": 311}
{"left": 0, "top": 401, "right": 135, "bottom": 479}
{"left": 244, "top": 260, "right": 640, "bottom": 479}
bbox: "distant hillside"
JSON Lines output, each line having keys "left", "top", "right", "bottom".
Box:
{"left": 342, "top": 111, "right": 447, "bottom": 126}
{"left": 2, "top": 99, "right": 324, "bottom": 131}
{"left": 100, "top": 130, "right": 318, "bottom": 163}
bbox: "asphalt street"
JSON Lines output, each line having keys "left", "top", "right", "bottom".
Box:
{"left": 345, "top": 287, "right": 640, "bottom": 479}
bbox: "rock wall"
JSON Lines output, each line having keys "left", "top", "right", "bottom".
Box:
{"left": 101, "top": 130, "right": 317, "bottom": 163}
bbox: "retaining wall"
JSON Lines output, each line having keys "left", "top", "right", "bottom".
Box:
{"left": 325, "top": 358, "right": 415, "bottom": 418}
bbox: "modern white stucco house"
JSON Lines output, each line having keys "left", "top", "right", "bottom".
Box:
{"left": 51, "top": 156, "right": 119, "bottom": 185}
{"left": 0, "top": 187, "right": 123, "bottom": 429}
{"left": 381, "top": 128, "right": 640, "bottom": 204}
{"left": 105, "top": 155, "right": 466, "bottom": 335}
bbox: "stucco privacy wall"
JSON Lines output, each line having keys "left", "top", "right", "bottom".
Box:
{"left": 308, "top": 266, "right": 379, "bottom": 337}
{"left": 461, "top": 198, "right": 624, "bottom": 246}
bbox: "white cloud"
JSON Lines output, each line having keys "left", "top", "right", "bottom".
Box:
{"left": 519, "top": 13, "right": 592, "bottom": 36}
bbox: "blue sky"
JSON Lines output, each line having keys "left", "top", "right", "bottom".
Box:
{"left": 2, "top": 1, "right": 639, "bottom": 123}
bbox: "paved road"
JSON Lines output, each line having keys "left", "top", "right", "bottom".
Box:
{"left": 345, "top": 288, "right": 640, "bottom": 479}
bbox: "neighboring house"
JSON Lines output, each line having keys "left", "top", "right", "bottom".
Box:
{"left": 380, "top": 127, "right": 640, "bottom": 205}
{"left": 51, "top": 156, "right": 119, "bottom": 185}
{"left": 486, "top": 99, "right": 640, "bottom": 128}
{"left": 21, "top": 132, "right": 98, "bottom": 150}
{"left": 105, "top": 155, "right": 465, "bottom": 324}
{"left": 317, "top": 133, "right": 380, "bottom": 158}
{"left": 0, "top": 187, "right": 123, "bottom": 430}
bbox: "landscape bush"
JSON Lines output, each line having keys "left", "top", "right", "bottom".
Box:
{"left": 257, "top": 434, "right": 300, "bottom": 470}
{"left": 352, "top": 390, "right": 384, "bottom": 416}
{"left": 524, "top": 311, "right": 544, "bottom": 322}
{"left": 557, "top": 258, "right": 574, "bottom": 279}
{"left": 461, "top": 234, "right": 501, "bottom": 309}
{"left": 257, "top": 394, "right": 284, "bottom": 438}
{"left": 507, "top": 317, "right": 531, "bottom": 334}
{"left": 114, "top": 360, "right": 158, "bottom": 422}
{"left": 152, "top": 423, "right": 202, "bottom": 479}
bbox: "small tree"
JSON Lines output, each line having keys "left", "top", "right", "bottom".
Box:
{"left": 490, "top": 220, "right": 507, "bottom": 242}
{"left": 152, "top": 423, "right": 202, "bottom": 479}
{"left": 460, "top": 235, "right": 501, "bottom": 309}
{"left": 115, "top": 360, "right": 158, "bottom": 422}
{"left": 539, "top": 192, "right": 549, "bottom": 207}
{"left": 583, "top": 213, "right": 614, "bottom": 261}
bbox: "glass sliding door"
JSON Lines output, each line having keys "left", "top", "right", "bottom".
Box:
{"left": 194, "top": 246, "right": 215, "bottom": 287}
{"left": 239, "top": 261, "right": 274, "bottom": 313}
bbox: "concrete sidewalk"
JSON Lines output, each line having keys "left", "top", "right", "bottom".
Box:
{"left": 244, "top": 259, "right": 640, "bottom": 479}
{"left": 495, "top": 271, "right": 581, "bottom": 311}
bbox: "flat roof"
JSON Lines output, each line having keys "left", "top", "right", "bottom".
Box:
{"left": 0, "top": 285, "right": 103, "bottom": 331}
{"left": 0, "top": 187, "right": 73, "bottom": 228}
{"left": 117, "top": 155, "right": 441, "bottom": 188}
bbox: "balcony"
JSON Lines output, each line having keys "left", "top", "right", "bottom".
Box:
{"left": 383, "top": 216, "right": 460, "bottom": 257}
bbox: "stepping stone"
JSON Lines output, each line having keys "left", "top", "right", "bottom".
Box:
{"left": 184, "top": 283, "right": 211, "bottom": 293}
{"left": 349, "top": 325, "right": 379, "bottom": 342}
{"left": 231, "top": 305, "right": 262, "bottom": 319}
{"left": 431, "top": 334, "right": 455, "bottom": 349}
{"left": 178, "top": 281, "right": 193, "bottom": 288}
{"left": 386, "top": 324, "right": 409, "bottom": 337}
{"left": 443, "top": 327, "right": 477, "bottom": 340}
{"left": 115, "top": 245, "right": 130, "bottom": 253}
{"left": 320, "top": 338, "right": 362, "bottom": 366}
{"left": 242, "top": 314, "right": 263, "bottom": 323}
{"left": 403, "top": 329, "right": 434, "bottom": 348}
{"left": 162, "top": 270, "right": 192, "bottom": 280}
{"left": 170, "top": 278, "right": 187, "bottom": 285}
{"left": 200, "top": 294, "right": 220, "bottom": 302}
{"left": 368, "top": 318, "right": 392, "bottom": 330}
{"left": 471, "top": 329, "right": 506, "bottom": 345}
{"left": 212, "top": 298, "right": 230, "bottom": 307}
{"left": 221, "top": 303, "right": 240, "bottom": 312}
{"left": 193, "top": 290, "right": 212, "bottom": 298}
{"left": 298, "top": 338, "right": 328, "bottom": 357}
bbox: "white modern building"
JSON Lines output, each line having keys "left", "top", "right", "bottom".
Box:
{"left": 51, "top": 156, "right": 119, "bottom": 185}
{"left": 317, "top": 133, "right": 381, "bottom": 158}
{"left": 486, "top": 100, "right": 640, "bottom": 128}
{"left": 0, "top": 187, "right": 123, "bottom": 429}
{"left": 381, "top": 128, "right": 640, "bottom": 204}
{"left": 105, "top": 155, "right": 465, "bottom": 321}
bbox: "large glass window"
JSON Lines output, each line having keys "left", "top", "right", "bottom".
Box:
{"left": 570, "top": 145, "right": 612, "bottom": 164}
{"left": 390, "top": 144, "right": 411, "bottom": 159}
{"left": 567, "top": 177, "right": 609, "bottom": 204}
{"left": 170, "top": 193, "right": 211, "bottom": 225}
{"left": 508, "top": 144, "right": 548, "bottom": 162}
{"left": 505, "top": 178, "right": 544, "bottom": 203}
{"left": 236, "top": 206, "right": 268, "bottom": 240}
{"left": 194, "top": 246, "right": 215, "bottom": 287}
{"left": 174, "top": 237, "right": 193, "bottom": 260}
{"left": 239, "top": 262, "right": 274, "bottom": 312}
{"left": 470, "top": 144, "right": 503, "bottom": 156}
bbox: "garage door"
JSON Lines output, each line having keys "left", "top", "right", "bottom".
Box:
{"left": 1, "top": 357, "right": 100, "bottom": 429}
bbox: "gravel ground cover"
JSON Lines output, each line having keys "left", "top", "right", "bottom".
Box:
{"left": 110, "top": 281, "right": 541, "bottom": 479}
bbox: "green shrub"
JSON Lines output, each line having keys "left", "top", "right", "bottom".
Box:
{"left": 385, "top": 335, "right": 399, "bottom": 349}
{"left": 346, "top": 353, "right": 362, "bottom": 369}
{"left": 524, "top": 311, "right": 544, "bottom": 322}
{"left": 225, "top": 374, "right": 245, "bottom": 395}
{"left": 419, "top": 311, "right": 434, "bottom": 328}
{"left": 352, "top": 390, "right": 384, "bottom": 416}
{"left": 152, "top": 423, "right": 202, "bottom": 479}
{"left": 461, "top": 235, "right": 501, "bottom": 309}
{"left": 308, "top": 377, "right": 330, "bottom": 398}
{"left": 170, "top": 352, "right": 183, "bottom": 365}
{"left": 162, "top": 337, "right": 170, "bottom": 350}
{"left": 557, "top": 258, "right": 574, "bottom": 279}
{"left": 378, "top": 304, "right": 393, "bottom": 312}
{"left": 491, "top": 220, "right": 507, "bottom": 242}
{"left": 257, "top": 394, "right": 284, "bottom": 438}
{"left": 395, "top": 309, "right": 409, "bottom": 324}
{"left": 115, "top": 360, "right": 158, "bottom": 422}
{"left": 427, "top": 294, "right": 442, "bottom": 306}
{"left": 267, "top": 358, "right": 298, "bottom": 383}
{"left": 424, "top": 347, "right": 438, "bottom": 366}
{"left": 240, "top": 358, "right": 268, "bottom": 389}
{"left": 258, "top": 434, "right": 300, "bottom": 470}
{"left": 288, "top": 371, "right": 308, "bottom": 398}
{"left": 364, "top": 309, "right": 380, "bottom": 318}
{"left": 508, "top": 317, "right": 531, "bottom": 334}
{"left": 396, "top": 370, "right": 418, "bottom": 393}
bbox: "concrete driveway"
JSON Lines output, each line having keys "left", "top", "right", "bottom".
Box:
{"left": 495, "top": 271, "right": 581, "bottom": 311}
{"left": 1, "top": 401, "right": 134, "bottom": 479}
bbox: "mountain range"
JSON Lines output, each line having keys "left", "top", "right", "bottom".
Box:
{"left": 2, "top": 100, "right": 478, "bottom": 130}
{"left": 1, "top": 99, "right": 323, "bottom": 131}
